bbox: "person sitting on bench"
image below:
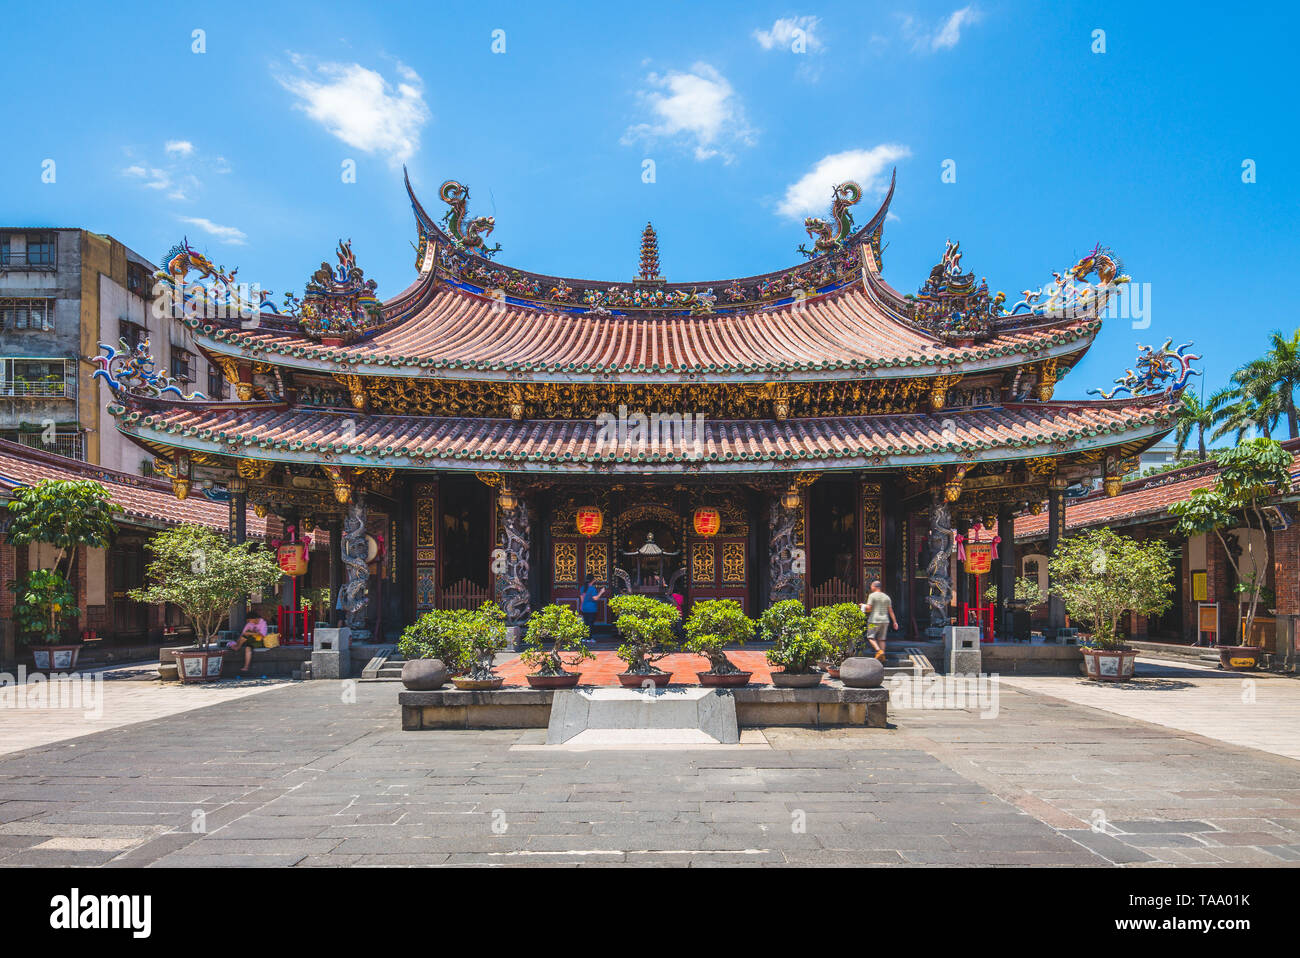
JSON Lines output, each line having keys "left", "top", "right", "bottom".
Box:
{"left": 234, "top": 612, "right": 269, "bottom": 673}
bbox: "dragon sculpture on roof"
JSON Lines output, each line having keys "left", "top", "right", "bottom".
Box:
{"left": 1089, "top": 339, "right": 1201, "bottom": 400}
{"left": 93, "top": 338, "right": 206, "bottom": 401}
{"left": 297, "top": 240, "right": 382, "bottom": 340}
{"left": 439, "top": 180, "right": 501, "bottom": 258}
{"left": 798, "top": 181, "right": 862, "bottom": 258}
{"left": 153, "top": 239, "right": 260, "bottom": 321}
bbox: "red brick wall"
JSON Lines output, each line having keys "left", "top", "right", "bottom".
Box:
{"left": 1274, "top": 522, "right": 1300, "bottom": 616}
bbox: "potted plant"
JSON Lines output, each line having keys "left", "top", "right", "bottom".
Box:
{"left": 1172, "top": 438, "right": 1292, "bottom": 668}
{"left": 609, "top": 593, "right": 680, "bottom": 687}
{"left": 684, "top": 598, "right": 755, "bottom": 686}
{"left": 12, "top": 568, "right": 80, "bottom": 671}
{"left": 761, "top": 600, "right": 830, "bottom": 687}
{"left": 397, "top": 608, "right": 474, "bottom": 689}
{"left": 985, "top": 576, "right": 1043, "bottom": 641}
{"left": 451, "top": 602, "right": 509, "bottom": 690}
{"left": 5, "top": 478, "right": 120, "bottom": 672}
{"left": 520, "top": 603, "right": 593, "bottom": 688}
{"left": 811, "top": 602, "right": 867, "bottom": 678}
{"left": 1047, "top": 527, "right": 1174, "bottom": 682}
{"left": 129, "top": 524, "right": 281, "bottom": 683}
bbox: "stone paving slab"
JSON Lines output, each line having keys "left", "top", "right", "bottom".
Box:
{"left": 0, "top": 668, "right": 1293, "bottom": 867}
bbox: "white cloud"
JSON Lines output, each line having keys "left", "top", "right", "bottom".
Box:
{"left": 165, "top": 140, "right": 195, "bottom": 157}
{"left": 623, "top": 63, "right": 756, "bottom": 162}
{"left": 179, "top": 216, "right": 247, "bottom": 246}
{"left": 902, "top": 5, "right": 983, "bottom": 52}
{"left": 276, "top": 56, "right": 430, "bottom": 165}
{"left": 753, "top": 16, "right": 824, "bottom": 53}
{"left": 777, "top": 146, "right": 911, "bottom": 219}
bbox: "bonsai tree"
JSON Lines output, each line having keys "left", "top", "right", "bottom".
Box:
{"left": 11, "top": 568, "right": 78, "bottom": 645}
{"left": 1046, "top": 528, "right": 1174, "bottom": 650}
{"left": 462, "top": 601, "right": 509, "bottom": 681}
{"left": 520, "top": 603, "right": 593, "bottom": 676}
{"left": 398, "top": 608, "right": 474, "bottom": 675}
{"left": 1171, "top": 437, "right": 1293, "bottom": 644}
{"left": 757, "top": 599, "right": 809, "bottom": 644}
{"left": 609, "top": 593, "right": 680, "bottom": 675}
{"left": 684, "top": 599, "right": 755, "bottom": 674}
{"left": 5, "top": 478, "right": 119, "bottom": 641}
{"left": 6, "top": 479, "right": 120, "bottom": 582}
{"left": 128, "top": 524, "right": 281, "bottom": 649}
{"left": 811, "top": 602, "right": 868, "bottom": 668}
{"left": 762, "top": 603, "right": 830, "bottom": 675}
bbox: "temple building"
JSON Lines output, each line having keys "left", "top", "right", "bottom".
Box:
{"left": 98, "top": 171, "right": 1196, "bottom": 642}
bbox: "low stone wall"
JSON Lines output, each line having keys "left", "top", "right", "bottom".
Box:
{"left": 399, "top": 685, "right": 888, "bottom": 731}
{"left": 977, "top": 643, "right": 1084, "bottom": 675}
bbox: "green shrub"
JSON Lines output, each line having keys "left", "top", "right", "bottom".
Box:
{"left": 10, "top": 568, "right": 78, "bottom": 644}
{"left": 398, "top": 609, "right": 474, "bottom": 675}
{"left": 762, "top": 602, "right": 829, "bottom": 675}
{"left": 811, "top": 602, "right": 867, "bottom": 667}
{"left": 521, "top": 604, "right": 593, "bottom": 676}
{"left": 609, "top": 593, "right": 680, "bottom": 674}
{"left": 684, "top": 599, "right": 754, "bottom": 674}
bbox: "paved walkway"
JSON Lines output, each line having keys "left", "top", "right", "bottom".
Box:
{"left": 0, "top": 663, "right": 289, "bottom": 757}
{"left": 0, "top": 661, "right": 1294, "bottom": 866}
{"left": 999, "top": 659, "right": 1300, "bottom": 762}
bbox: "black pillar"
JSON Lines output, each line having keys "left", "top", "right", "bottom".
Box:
{"left": 1047, "top": 481, "right": 1067, "bottom": 632}
{"left": 328, "top": 519, "right": 343, "bottom": 627}
{"left": 998, "top": 506, "right": 1015, "bottom": 638}
{"left": 228, "top": 482, "right": 248, "bottom": 635}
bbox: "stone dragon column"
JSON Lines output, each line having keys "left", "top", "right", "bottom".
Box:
{"left": 340, "top": 491, "right": 371, "bottom": 640}
{"left": 768, "top": 484, "right": 805, "bottom": 605}
{"left": 925, "top": 485, "right": 956, "bottom": 639}
{"left": 493, "top": 482, "right": 532, "bottom": 637}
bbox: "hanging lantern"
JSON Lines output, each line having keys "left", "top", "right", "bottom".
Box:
{"left": 781, "top": 484, "right": 802, "bottom": 511}
{"left": 963, "top": 541, "right": 994, "bottom": 575}
{"left": 575, "top": 506, "right": 603, "bottom": 537}
{"left": 693, "top": 506, "right": 721, "bottom": 537}
{"left": 277, "top": 541, "right": 309, "bottom": 576}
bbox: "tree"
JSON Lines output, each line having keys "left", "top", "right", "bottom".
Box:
{"left": 609, "top": 594, "right": 680, "bottom": 675}
{"left": 760, "top": 602, "right": 830, "bottom": 675}
{"left": 811, "top": 602, "right": 868, "bottom": 667}
{"left": 1173, "top": 390, "right": 1214, "bottom": 461}
{"left": 129, "top": 524, "right": 281, "bottom": 649}
{"left": 11, "top": 568, "right": 78, "bottom": 644}
{"left": 1171, "top": 437, "right": 1293, "bottom": 644}
{"left": 520, "top": 603, "right": 592, "bottom": 676}
{"left": 684, "top": 599, "right": 755, "bottom": 674}
{"left": 5, "top": 479, "right": 120, "bottom": 580}
{"left": 1046, "top": 528, "right": 1174, "bottom": 649}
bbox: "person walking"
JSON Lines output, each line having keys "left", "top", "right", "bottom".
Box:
{"left": 862, "top": 580, "right": 898, "bottom": 662}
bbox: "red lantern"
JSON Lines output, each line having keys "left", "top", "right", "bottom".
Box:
{"left": 693, "top": 507, "right": 721, "bottom": 537}
{"left": 575, "top": 506, "right": 603, "bottom": 537}
{"left": 963, "top": 542, "right": 993, "bottom": 575}
{"left": 277, "top": 542, "right": 309, "bottom": 576}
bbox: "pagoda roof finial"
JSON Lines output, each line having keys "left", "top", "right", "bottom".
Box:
{"left": 637, "top": 222, "right": 662, "bottom": 282}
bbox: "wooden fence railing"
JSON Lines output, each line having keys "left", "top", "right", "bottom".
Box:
{"left": 439, "top": 579, "right": 491, "bottom": 610}
{"left": 808, "top": 577, "right": 860, "bottom": 608}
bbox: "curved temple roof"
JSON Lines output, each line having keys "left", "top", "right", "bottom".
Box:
{"left": 111, "top": 393, "right": 1176, "bottom": 476}
{"left": 179, "top": 170, "right": 1104, "bottom": 385}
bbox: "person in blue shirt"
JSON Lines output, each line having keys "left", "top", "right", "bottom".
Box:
{"left": 579, "top": 575, "right": 607, "bottom": 629}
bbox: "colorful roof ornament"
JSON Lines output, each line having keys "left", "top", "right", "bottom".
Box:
{"left": 93, "top": 338, "right": 206, "bottom": 401}
{"left": 1089, "top": 339, "right": 1201, "bottom": 400}
{"left": 908, "top": 240, "right": 1003, "bottom": 340}
{"left": 298, "top": 240, "right": 382, "bottom": 342}
{"left": 638, "top": 223, "right": 662, "bottom": 281}
{"left": 153, "top": 239, "right": 263, "bottom": 321}
{"left": 799, "top": 182, "right": 862, "bottom": 258}
{"left": 439, "top": 180, "right": 500, "bottom": 258}
{"left": 1009, "top": 244, "right": 1130, "bottom": 317}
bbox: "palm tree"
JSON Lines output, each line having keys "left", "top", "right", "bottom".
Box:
{"left": 1174, "top": 390, "right": 1213, "bottom": 460}
{"left": 1257, "top": 329, "right": 1300, "bottom": 439}
{"left": 1209, "top": 380, "right": 1279, "bottom": 443}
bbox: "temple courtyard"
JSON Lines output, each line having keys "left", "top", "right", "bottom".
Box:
{"left": 0, "top": 658, "right": 1297, "bottom": 867}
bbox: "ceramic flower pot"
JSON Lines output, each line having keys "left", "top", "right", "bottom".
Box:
{"left": 526, "top": 672, "right": 581, "bottom": 689}
{"left": 697, "top": 671, "right": 752, "bottom": 687}
{"left": 769, "top": 670, "right": 823, "bottom": 688}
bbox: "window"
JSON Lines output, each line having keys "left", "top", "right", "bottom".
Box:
{"left": 207, "top": 365, "right": 227, "bottom": 399}
{"left": 4, "top": 359, "right": 68, "bottom": 398}
{"left": 25, "top": 233, "right": 54, "bottom": 267}
{"left": 170, "top": 349, "right": 193, "bottom": 382}
{"left": 119, "top": 320, "right": 146, "bottom": 351}
{"left": 0, "top": 298, "right": 54, "bottom": 331}
{"left": 127, "top": 264, "right": 147, "bottom": 297}
{"left": 0, "top": 236, "right": 9, "bottom": 266}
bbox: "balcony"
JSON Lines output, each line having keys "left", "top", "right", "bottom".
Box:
{"left": 0, "top": 251, "right": 57, "bottom": 270}
{"left": 0, "top": 379, "right": 70, "bottom": 398}
{"left": 0, "top": 358, "right": 74, "bottom": 399}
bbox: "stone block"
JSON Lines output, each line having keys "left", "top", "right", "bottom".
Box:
{"left": 313, "top": 627, "right": 351, "bottom": 653}
{"left": 945, "top": 626, "right": 981, "bottom": 675}
{"left": 311, "top": 649, "right": 349, "bottom": 680}
{"left": 546, "top": 687, "right": 739, "bottom": 745}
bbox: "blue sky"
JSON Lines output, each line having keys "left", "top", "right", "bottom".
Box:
{"left": 1, "top": 1, "right": 1294, "bottom": 408}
